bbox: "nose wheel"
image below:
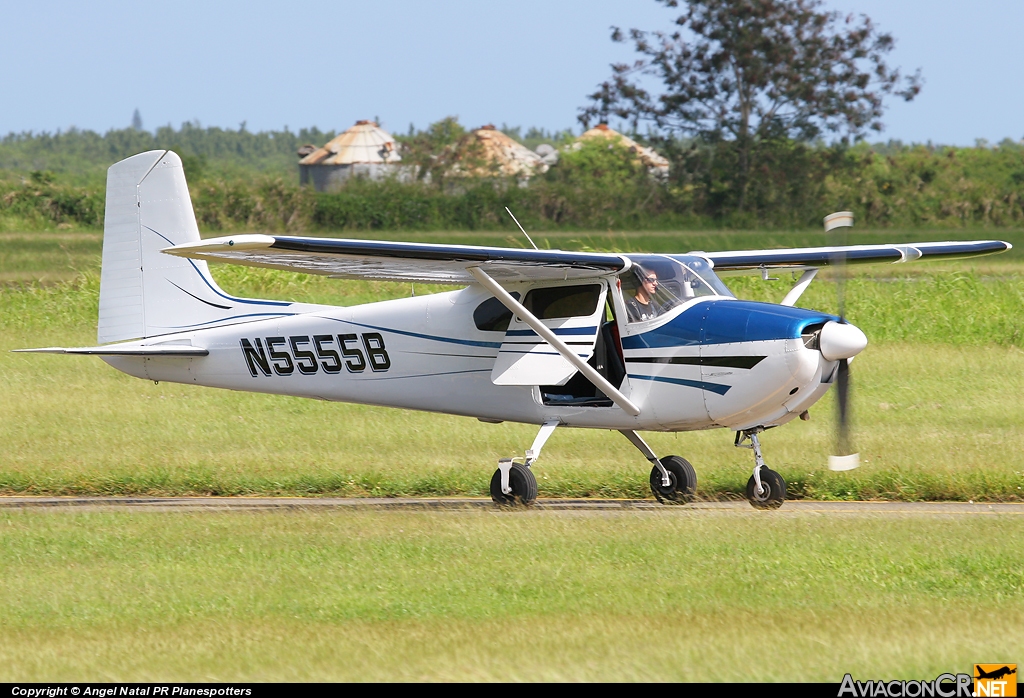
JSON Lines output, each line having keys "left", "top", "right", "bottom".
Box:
{"left": 736, "top": 429, "right": 787, "bottom": 509}
{"left": 746, "top": 466, "right": 786, "bottom": 509}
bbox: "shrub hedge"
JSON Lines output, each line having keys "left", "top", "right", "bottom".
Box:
{"left": 3, "top": 139, "right": 1023, "bottom": 232}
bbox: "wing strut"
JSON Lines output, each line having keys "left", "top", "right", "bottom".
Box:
{"left": 468, "top": 266, "right": 640, "bottom": 417}
{"left": 780, "top": 268, "right": 818, "bottom": 307}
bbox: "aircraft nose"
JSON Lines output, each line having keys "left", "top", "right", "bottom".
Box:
{"left": 817, "top": 321, "right": 868, "bottom": 361}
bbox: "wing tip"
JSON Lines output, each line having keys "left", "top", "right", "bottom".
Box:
{"left": 162, "top": 234, "right": 277, "bottom": 257}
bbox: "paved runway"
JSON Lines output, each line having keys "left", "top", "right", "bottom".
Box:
{"left": 1, "top": 496, "right": 1022, "bottom": 514}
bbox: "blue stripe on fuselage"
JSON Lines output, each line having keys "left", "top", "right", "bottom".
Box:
{"left": 630, "top": 374, "right": 732, "bottom": 395}
{"left": 340, "top": 320, "right": 503, "bottom": 348}
{"left": 621, "top": 300, "right": 837, "bottom": 350}
{"left": 505, "top": 326, "right": 598, "bottom": 337}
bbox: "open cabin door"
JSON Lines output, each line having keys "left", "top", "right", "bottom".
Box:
{"left": 491, "top": 282, "right": 607, "bottom": 386}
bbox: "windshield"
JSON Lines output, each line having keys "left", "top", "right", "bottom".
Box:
{"left": 621, "top": 254, "right": 733, "bottom": 323}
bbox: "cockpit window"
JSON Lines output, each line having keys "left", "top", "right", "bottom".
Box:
{"left": 621, "top": 254, "right": 733, "bottom": 323}
{"left": 522, "top": 284, "right": 602, "bottom": 320}
{"left": 474, "top": 292, "right": 520, "bottom": 331}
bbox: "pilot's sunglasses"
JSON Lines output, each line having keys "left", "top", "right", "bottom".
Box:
{"left": 643, "top": 277, "right": 659, "bottom": 284}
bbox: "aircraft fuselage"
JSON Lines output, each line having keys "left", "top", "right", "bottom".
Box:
{"left": 103, "top": 283, "right": 840, "bottom": 433}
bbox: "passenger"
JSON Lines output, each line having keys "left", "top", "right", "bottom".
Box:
{"left": 625, "top": 267, "right": 660, "bottom": 322}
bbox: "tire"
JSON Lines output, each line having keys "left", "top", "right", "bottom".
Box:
{"left": 746, "top": 467, "right": 786, "bottom": 510}
{"left": 490, "top": 462, "right": 538, "bottom": 506}
{"left": 649, "top": 455, "right": 697, "bottom": 504}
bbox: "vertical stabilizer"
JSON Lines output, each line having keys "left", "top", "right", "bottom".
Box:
{"left": 98, "top": 150, "right": 291, "bottom": 343}
{"left": 99, "top": 150, "right": 163, "bottom": 343}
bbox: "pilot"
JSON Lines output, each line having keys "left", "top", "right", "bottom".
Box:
{"left": 625, "top": 267, "right": 660, "bottom": 322}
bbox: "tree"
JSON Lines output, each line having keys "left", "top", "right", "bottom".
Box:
{"left": 580, "top": 0, "right": 922, "bottom": 211}
{"left": 395, "top": 116, "right": 470, "bottom": 185}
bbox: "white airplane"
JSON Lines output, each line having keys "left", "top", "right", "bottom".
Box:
{"left": 19, "top": 151, "right": 1012, "bottom": 508}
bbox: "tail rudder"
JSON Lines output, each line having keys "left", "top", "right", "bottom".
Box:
{"left": 99, "top": 150, "right": 291, "bottom": 343}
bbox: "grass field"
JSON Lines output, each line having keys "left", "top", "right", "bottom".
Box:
{"left": 1, "top": 341, "right": 1023, "bottom": 501}
{"left": 2, "top": 228, "right": 1022, "bottom": 500}
{"left": 2, "top": 227, "right": 1023, "bottom": 681}
{"left": 1, "top": 508, "right": 1022, "bottom": 681}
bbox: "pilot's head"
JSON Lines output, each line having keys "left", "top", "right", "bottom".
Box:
{"left": 634, "top": 266, "right": 659, "bottom": 299}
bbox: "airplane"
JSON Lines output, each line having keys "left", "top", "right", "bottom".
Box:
{"left": 17, "top": 150, "right": 1012, "bottom": 508}
{"left": 975, "top": 666, "right": 1016, "bottom": 681}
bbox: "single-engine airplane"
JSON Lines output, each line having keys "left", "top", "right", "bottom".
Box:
{"left": 18, "top": 151, "right": 1012, "bottom": 508}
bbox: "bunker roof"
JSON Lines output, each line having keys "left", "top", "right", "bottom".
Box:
{"left": 452, "top": 125, "right": 548, "bottom": 177}
{"left": 299, "top": 120, "right": 402, "bottom": 166}
{"left": 579, "top": 124, "right": 669, "bottom": 172}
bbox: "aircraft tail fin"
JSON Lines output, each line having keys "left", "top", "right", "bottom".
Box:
{"left": 98, "top": 150, "right": 290, "bottom": 343}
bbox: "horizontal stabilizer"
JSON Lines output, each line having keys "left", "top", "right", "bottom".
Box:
{"left": 13, "top": 345, "right": 208, "bottom": 356}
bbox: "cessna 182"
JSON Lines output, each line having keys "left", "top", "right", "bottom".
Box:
{"left": 20, "top": 151, "right": 1012, "bottom": 508}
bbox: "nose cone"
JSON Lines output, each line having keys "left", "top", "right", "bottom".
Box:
{"left": 818, "top": 321, "right": 868, "bottom": 361}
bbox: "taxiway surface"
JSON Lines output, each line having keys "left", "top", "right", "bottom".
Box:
{"left": 1, "top": 497, "right": 1021, "bottom": 515}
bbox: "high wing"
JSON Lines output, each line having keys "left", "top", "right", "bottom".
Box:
{"left": 165, "top": 235, "right": 1011, "bottom": 283}
{"left": 163, "top": 234, "right": 630, "bottom": 284}
{"left": 693, "top": 240, "right": 1011, "bottom": 273}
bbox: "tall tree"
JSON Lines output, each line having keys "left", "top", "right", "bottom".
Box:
{"left": 580, "top": 0, "right": 921, "bottom": 211}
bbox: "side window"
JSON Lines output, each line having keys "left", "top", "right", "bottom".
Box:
{"left": 473, "top": 292, "right": 521, "bottom": 332}
{"left": 523, "top": 284, "right": 602, "bottom": 320}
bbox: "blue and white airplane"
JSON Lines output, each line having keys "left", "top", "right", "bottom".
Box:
{"left": 20, "top": 151, "right": 1012, "bottom": 508}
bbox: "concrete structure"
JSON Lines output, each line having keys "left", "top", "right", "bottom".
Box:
{"left": 299, "top": 121, "right": 408, "bottom": 191}
{"left": 451, "top": 125, "right": 548, "bottom": 179}
{"left": 578, "top": 124, "right": 670, "bottom": 179}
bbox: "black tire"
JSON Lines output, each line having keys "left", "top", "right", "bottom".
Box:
{"left": 746, "top": 467, "right": 786, "bottom": 510}
{"left": 649, "top": 455, "right": 697, "bottom": 504}
{"left": 490, "top": 462, "right": 538, "bottom": 506}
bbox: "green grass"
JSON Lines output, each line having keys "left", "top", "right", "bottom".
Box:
{"left": 1, "top": 508, "right": 1021, "bottom": 681}
{"left": 0, "top": 231, "right": 100, "bottom": 283}
{"left": 2, "top": 229, "right": 1023, "bottom": 500}
{"left": 2, "top": 318, "right": 1023, "bottom": 500}
{"left": 2, "top": 229, "right": 1023, "bottom": 682}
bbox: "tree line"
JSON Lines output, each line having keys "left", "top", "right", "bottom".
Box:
{"left": 0, "top": 122, "right": 337, "bottom": 185}
{"left": 3, "top": 132, "right": 1023, "bottom": 231}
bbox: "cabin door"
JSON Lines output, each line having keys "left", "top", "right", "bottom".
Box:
{"left": 491, "top": 282, "right": 607, "bottom": 386}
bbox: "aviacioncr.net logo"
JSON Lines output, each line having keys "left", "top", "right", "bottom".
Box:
{"left": 838, "top": 673, "right": 973, "bottom": 697}
{"left": 973, "top": 665, "right": 1017, "bottom": 697}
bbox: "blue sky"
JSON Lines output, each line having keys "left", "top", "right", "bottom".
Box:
{"left": 1, "top": 0, "right": 1021, "bottom": 145}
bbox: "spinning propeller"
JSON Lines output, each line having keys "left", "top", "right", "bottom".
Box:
{"left": 824, "top": 212, "right": 861, "bottom": 472}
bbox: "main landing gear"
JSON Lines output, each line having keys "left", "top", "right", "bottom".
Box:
{"left": 620, "top": 430, "right": 697, "bottom": 504}
{"left": 735, "top": 429, "right": 787, "bottom": 509}
{"left": 490, "top": 421, "right": 558, "bottom": 506}
{"left": 489, "top": 423, "right": 786, "bottom": 510}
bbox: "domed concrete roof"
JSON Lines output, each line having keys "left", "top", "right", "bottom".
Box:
{"left": 451, "top": 125, "right": 547, "bottom": 177}
{"left": 579, "top": 124, "right": 669, "bottom": 172}
{"left": 299, "top": 120, "right": 401, "bottom": 166}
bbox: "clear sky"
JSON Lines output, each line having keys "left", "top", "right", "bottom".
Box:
{"left": 1, "top": 0, "right": 1020, "bottom": 145}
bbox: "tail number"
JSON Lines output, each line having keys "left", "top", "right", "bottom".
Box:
{"left": 240, "top": 333, "right": 391, "bottom": 377}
